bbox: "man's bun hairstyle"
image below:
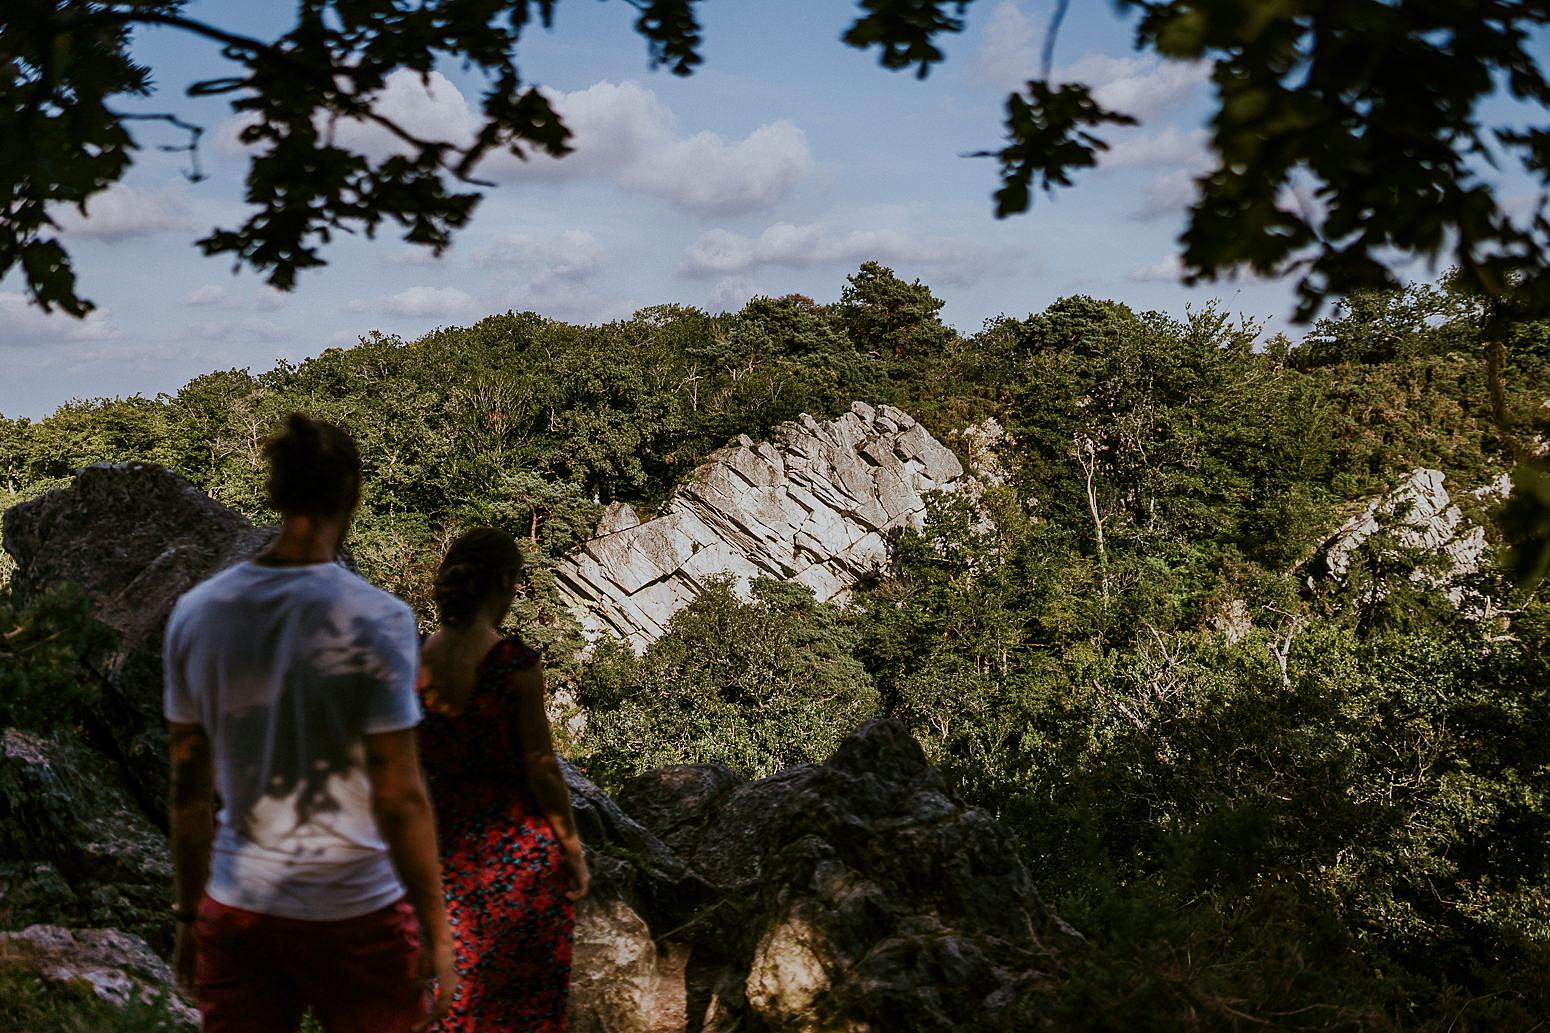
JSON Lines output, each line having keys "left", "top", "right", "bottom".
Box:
{"left": 263, "top": 414, "right": 361, "bottom": 517}
{"left": 435, "top": 527, "right": 524, "bottom": 629}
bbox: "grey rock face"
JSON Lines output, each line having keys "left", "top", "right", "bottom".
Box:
{"left": 1317, "top": 467, "right": 1502, "bottom": 608}
{"left": 952, "top": 416, "right": 1010, "bottom": 488}
{"left": 0, "top": 728, "right": 173, "bottom": 951}
{"left": 554, "top": 403, "right": 965, "bottom": 650}
{"left": 3, "top": 463, "right": 278, "bottom": 810}
{"left": 0, "top": 924, "right": 198, "bottom": 1027}
{"left": 574, "top": 720, "right": 1074, "bottom": 1033}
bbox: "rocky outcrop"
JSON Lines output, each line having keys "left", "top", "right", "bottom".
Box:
{"left": 566, "top": 721, "right": 1074, "bottom": 1033}
{"left": 3, "top": 463, "right": 279, "bottom": 811}
{"left": 555, "top": 403, "right": 966, "bottom": 651}
{"left": 0, "top": 924, "right": 198, "bottom": 1027}
{"left": 1316, "top": 467, "right": 1507, "bottom": 608}
{"left": 0, "top": 728, "right": 172, "bottom": 951}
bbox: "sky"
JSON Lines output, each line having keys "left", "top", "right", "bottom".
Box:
{"left": 2, "top": 1, "right": 1544, "bottom": 419}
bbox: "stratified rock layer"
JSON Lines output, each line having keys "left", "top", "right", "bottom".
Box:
{"left": 555, "top": 402, "right": 965, "bottom": 650}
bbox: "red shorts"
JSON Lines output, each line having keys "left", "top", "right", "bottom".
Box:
{"left": 195, "top": 895, "right": 428, "bottom": 1033}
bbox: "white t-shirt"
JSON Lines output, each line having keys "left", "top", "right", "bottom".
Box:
{"left": 163, "top": 560, "right": 422, "bottom": 920}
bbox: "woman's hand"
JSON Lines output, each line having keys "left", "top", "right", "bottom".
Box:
{"left": 562, "top": 843, "right": 591, "bottom": 901}
{"left": 413, "top": 940, "right": 460, "bottom": 1032}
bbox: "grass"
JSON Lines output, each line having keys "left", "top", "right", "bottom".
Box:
{"left": 0, "top": 965, "right": 189, "bottom": 1032}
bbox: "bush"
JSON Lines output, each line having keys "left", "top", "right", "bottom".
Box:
{"left": 0, "top": 588, "right": 114, "bottom": 733}
{"left": 0, "top": 965, "right": 188, "bottom": 1033}
{"left": 576, "top": 577, "right": 880, "bottom": 788}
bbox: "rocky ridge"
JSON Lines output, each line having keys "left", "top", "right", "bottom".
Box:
{"left": 1, "top": 461, "right": 1071, "bottom": 1032}
{"left": 554, "top": 402, "right": 966, "bottom": 651}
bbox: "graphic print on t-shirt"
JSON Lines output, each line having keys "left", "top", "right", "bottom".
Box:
{"left": 164, "top": 561, "right": 422, "bottom": 919}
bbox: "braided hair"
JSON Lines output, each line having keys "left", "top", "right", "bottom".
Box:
{"left": 434, "top": 527, "right": 524, "bottom": 628}
{"left": 262, "top": 413, "right": 361, "bottom": 517}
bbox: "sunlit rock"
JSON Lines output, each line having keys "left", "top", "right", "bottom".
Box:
{"left": 1317, "top": 467, "right": 1503, "bottom": 608}
{"left": 0, "top": 925, "right": 197, "bottom": 1027}
{"left": 555, "top": 403, "right": 966, "bottom": 650}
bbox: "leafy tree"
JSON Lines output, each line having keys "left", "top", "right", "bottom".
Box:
{"left": 576, "top": 576, "right": 880, "bottom": 787}
{"left": 838, "top": 260, "right": 955, "bottom": 363}
{"left": 1292, "top": 280, "right": 1482, "bottom": 368}
{"left": 731, "top": 294, "right": 852, "bottom": 361}
{"left": 0, "top": 587, "right": 115, "bottom": 732}
{"left": 7, "top": 1, "right": 1550, "bottom": 326}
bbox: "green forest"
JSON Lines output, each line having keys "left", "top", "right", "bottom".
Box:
{"left": 3, "top": 263, "right": 1549, "bottom": 1030}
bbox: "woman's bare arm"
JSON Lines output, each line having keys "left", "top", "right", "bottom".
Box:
{"left": 512, "top": 663, "right": 589, "bottom": 900}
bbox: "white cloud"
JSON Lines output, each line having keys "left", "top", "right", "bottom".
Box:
{"left": 513, "top": 80, "right": 675, "bottom": 179}
{"left": 506, "top": 81, "right": 814, "bottom": 215}
{"left": 0, "top": 293, "right": 120, "bottom": 344}
{"left": 472, "top": 229, "right": 606, "bottom": 290}
{"left": 678, "top": 221, "right": 1007, "bottom": 286}
{"left": 51, "top": 183, "right": 197, "bottom": 241}
{"left": 1133, "top": 168, "right": 1200, "bottom": 219}
{"left": 323, "top": 70, "right": 481, "bottom": 161}
{"left": 255, "top": 287, "right": 288, "bottom": 311}
{"left": 707, "top": 277, "right": 756, "bottom": 314}
{"left": 503, "top": 282, "right": 637, "bottom": 325}
{"left": 975, "top": 3, "right": 1209, "bottom": 119}
{"left": 221, "top": 74, "right": 814, "bottom": 216}
{"left": 218, "top": 70, "right": 480, "bottom": 162}
{"left": 239, "top": 318, "right": 289, "bottom": 342}
{"left": 1129, "top": 254, "right": 1185, "bottom": 283}
{"left": 1063, "top": 54, "right": 1211, "bottom": 121}
{"left": 184, "top": 318, "right": 290, "bottom": 342}
{"left": 386, "top": 246, "right": 453, "bottom": 267}
{"left": 183, "top": 283, "right": 289, "bottom": 311}
{"left": 623, "top": 120, "right": 812, "bottom": 215}
{"left": 975, "top": 1, "right": 1041, "bottom": 87}
{"left": 380, "top": 286, "right": 477, "bottom": 320}
{"left": 185, "top": 284, "right": 230, "bottom": 307}
{"left": 1102, "top": 126, "right": 1211, "bottom": 171}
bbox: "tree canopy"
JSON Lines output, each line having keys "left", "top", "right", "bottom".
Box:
{"left": 4, "top": 0, "right": 1549, "bottom": 322}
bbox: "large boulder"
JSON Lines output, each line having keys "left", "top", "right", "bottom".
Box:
{"left": 3, "top": 463, "right": 276, "bottom": 808}
{"left": 554, "top": 403, "right": 966, "bottom": 651}
{"left": 0, "top": 728, "right": 173, "bottom": 951}
{"left": 0, "top": 924, "right": 198, "bottom": 1028}
{"left": 575, "top": 721, "right": 1075, "bottom": 1033}
{"left": 562, "top": 761, "right": 712, "bottom": 1033}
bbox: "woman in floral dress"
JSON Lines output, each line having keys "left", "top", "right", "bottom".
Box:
{"left": 416, "top": 527, "right": 589, "bottom": 1032}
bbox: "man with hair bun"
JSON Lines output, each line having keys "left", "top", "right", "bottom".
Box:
{"left": 163, "top": 413, "right": 458, "bottom": 1033}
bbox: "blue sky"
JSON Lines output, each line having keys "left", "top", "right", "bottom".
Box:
{"left": 2, "top": 1, "right": 1542, "bottom": 419}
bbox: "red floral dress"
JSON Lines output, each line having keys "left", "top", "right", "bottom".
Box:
{"left": 418, "top": 637, "right": 573, "bottom": 1032}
